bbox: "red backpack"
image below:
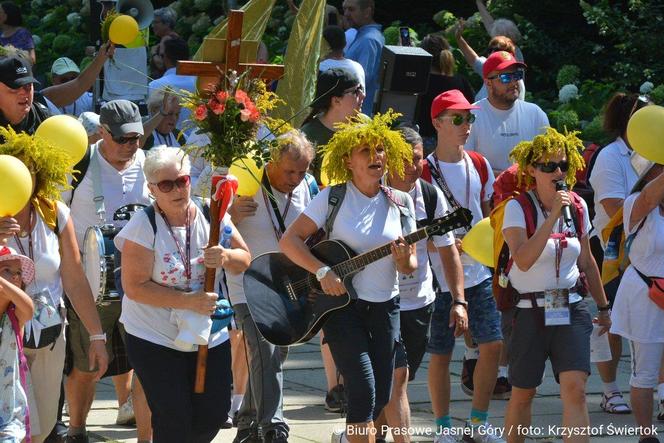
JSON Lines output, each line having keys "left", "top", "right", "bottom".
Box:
{"left": 421, "top": 150, "right": 490, "bottom": 201}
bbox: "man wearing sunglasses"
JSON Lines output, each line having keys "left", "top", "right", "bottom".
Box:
{"left": 61, "top": 99, "right": 152, "bottom": 443}
{"left": 48, "top": 57, "right": 93, "bottom": 117}
{"left": 465, "top": 50, "right": 549, "bottom": 174}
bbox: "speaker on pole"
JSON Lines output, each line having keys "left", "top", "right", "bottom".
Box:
{"left": 375, "top": 45, "right": 432, "bottom": 124}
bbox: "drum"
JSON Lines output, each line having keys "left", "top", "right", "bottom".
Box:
{"left": 82, "top": 225, "right": 119, "bottom": 304}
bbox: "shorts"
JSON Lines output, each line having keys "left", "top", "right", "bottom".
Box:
{"left": 509, "top": 300, "right": 592, "bottom": 389}
{"left": 66, "top": 301, "right": 130, "bottom": 375}
{"left": 427, "top": 278, "right": 503, "bottom": 355}
{"left": 394, "top": 302, "right": 434, "bottom": 380}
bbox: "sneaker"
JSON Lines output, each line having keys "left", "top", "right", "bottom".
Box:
{"left": 263, "top": 429, "right": 289, "bottom": 443}
{"left": 233, "top": 410, "right": 239, "bottom": 427}
{"left": 658, "top": 400, "right": 664, "bottom": 421}
{"left": 330, "top": 429, "right": 344, "bottom": 443}
{"left": 64, "top": 435, "right": 89, "bottom": 443}
{"left": 44, "top": 420, "right": 68, "bottom": 443}
{"left": 116, "top": 396, "right": 136, "bottom": 425}
{"left": 462, "top": 422, "right": 506, "bottom": 443}
{"left": 221, "top": 415, "right": 233, "bottom": 429}
{"left": 233, "top": 428, "right": 262, "bottom": 443}
{"left": 492, "top": 376, "right": 512, "bottom": 400}
{"left": 325, "top": 384, "right": 346, "bottom": 413}
{"left": 600, "top": 391, "right": 632, "bottom": 414}
{"left": 461, "top": 357, "right": 476, "bottom": 397}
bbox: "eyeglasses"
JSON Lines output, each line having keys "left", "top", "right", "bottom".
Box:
{"left": 151, "top": 175, "right": 191, "bottom": 193}
{"left": 629, "top": 94, "right": 650, "bottom": 118}
{"left": 112, "top": 134, "right": 141, "bottom": 144}
{"left": 438, "top": 113, "right": 476, "bottom": 126}
{"left": 343, "top": 85, "right": 364, "bottom": 97}
{"left": 533, "top": 161, "right": 569, "bottom": 173}
{"left": 488, "top": 70, "right": 524, "bottom": 84}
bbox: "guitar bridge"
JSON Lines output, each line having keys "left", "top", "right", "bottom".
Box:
{"left": 284, "top": 279, "right": 298, "bottom": 302}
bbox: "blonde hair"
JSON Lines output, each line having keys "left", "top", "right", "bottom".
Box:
{"left": 439, "top": 49, "right": 455, "bottom": 76}
{"left": 321, "top": 111, "right": 411, "bottom": 184}
{"left": 144, "top": 147, "right": 191, "bottom": 182}
{"left": 509, "top": 127, "right": 585, "bottom": 188}
{"left": 272, "top": 129, "right": 314, "bottom": 163}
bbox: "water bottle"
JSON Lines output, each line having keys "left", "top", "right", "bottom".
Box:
{"left": 604, "top": 231, "right": 619, "bottom": 260}
{"left": 220, "top": 225, "right": 233, "bottom": 248}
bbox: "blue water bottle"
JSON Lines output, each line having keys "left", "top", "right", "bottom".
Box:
{"left": 604, "top": 230, "right": 619, "bottom": 260}
{"left": 220, "top": 225, "right": 233, "bottom": 248}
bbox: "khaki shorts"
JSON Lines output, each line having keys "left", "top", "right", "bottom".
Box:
{"left": 67, "top": 300, "right": 129, "bottom": 374}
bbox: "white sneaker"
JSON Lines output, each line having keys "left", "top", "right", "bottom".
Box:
{"left": 330, "top": 429, "right": 345, "bottom": 443}
{"left": 462, "top": 422, "right": 506, "bottom": 443}
{"left": 116, "top": 396, "right": 136, "bottom": 425}
{"left": 434, "top": 433, "right": 459, "bottom": 443}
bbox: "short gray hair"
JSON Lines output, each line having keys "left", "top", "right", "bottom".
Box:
{"left": 154, "top": 7, "right": 177, "bottom": 29}
{"left": 272, "top": 130, "right": 314, "bottom": 164}
{"left": 490, "top": 19, "right": 521, "bottom": 43}
{"left": 144, "top": 147, "right": 191, "bottom": 182}
{"left": 398, "top": 126, "right": 423, "bottom": 148}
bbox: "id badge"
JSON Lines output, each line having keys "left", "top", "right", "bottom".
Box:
{"left": 544, "top": 289, "right": 570, "bottom": 326}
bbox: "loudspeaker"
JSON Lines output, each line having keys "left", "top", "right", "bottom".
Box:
{"left": 376, "top": 91, "right": 419, "bottom": 123}
{"left": 379, "top": 45, "right": 432, "bottom": 94}
{"left": 117, "top": 0, "right": 154, "bottom": 29}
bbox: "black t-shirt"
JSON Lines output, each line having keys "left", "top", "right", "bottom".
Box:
{"left": 0, "top": 92, "right": 51, "bottom": 136}
{"left": 300, "top": 117, "right": 335, "bottom": 184}
{"left": 416, "top": 73, "right": 475, "bottom": 138}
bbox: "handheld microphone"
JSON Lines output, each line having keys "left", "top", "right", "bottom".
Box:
{"left": 555, "top": 180, "right": 572, "bottom": 226}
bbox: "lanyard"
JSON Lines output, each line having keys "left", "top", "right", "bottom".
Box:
{"left": 429, "top": 153, "right": 471, "bottom": 210}
{"left": 13, "top": 207, "right": 34, "bottom": 261}
{"left": 532, "top": 191, "right": 566, "bottom": 282}
{"left": 159, "top": 204, "right": 192, "bottom": 289}
{"left": 261, "top": 172, "right": 292, "bottom": 241}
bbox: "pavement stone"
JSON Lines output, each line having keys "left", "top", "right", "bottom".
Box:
{"left": 76, "top": 336, "right": 664, "bottom": 442}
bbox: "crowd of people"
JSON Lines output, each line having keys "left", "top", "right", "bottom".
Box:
{"left": 0, "top": 1, "right": 660, "bottom": 443}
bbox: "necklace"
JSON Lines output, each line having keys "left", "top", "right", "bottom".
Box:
{"left": 17, "top": 207, "right": 33, "bottom": 238}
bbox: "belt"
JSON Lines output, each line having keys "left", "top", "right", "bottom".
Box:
{"left": 518, "top": 282, "right": 585, "bottom": 302}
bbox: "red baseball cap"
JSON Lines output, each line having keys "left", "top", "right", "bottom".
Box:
{"left": 482, "top": 51, "right": 526, "bottom": 79}
{"left": 430, "top": 89, "right": 480, "bottom": 120}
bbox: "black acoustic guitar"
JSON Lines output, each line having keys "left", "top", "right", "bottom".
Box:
{"left": 243, "top": 208, "right": 472, "bottom": 346}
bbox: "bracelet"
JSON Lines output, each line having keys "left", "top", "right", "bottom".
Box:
{"left": 453, "top": 299, "right": 468, "bottom": 308}
{"left": 597, "top": 305, "right": 611, "bottom": 312}
{"left": 598, "top": 309, "right": 611, "bottom": 316}
{"left": 89, "top": 333, "right": 107, "bottom": 343}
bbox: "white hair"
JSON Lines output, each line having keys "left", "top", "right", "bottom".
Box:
{"left": 144, "top": 147, "right": 191, "bottom": 182}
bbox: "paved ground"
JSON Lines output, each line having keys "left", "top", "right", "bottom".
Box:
{"left": 80, "top": 335, "right": 662, "bottom": 443}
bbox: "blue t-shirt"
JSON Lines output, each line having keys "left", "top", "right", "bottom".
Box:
{"left": 346, "top": 24, "right": 384, "bottom": 116}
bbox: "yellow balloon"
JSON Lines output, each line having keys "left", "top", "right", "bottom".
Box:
{"left": 230, "top": 157, "right": 263, "bottom": 196}
{"left": 627, "top": 105, "right": 664, "bottom": 165}
{"left": 35, "top": 115, "right": 88, "bottom": 166}
{"left": 0, "top": 155, "right": 32, "bottom": 216}
{"left": 319, "top": 154, "right": 340, "bottom": 187}
{"left": 109, "top": 15, "right": 139, "bottom": 46}
{"left": 461, "top": 217, "right": 494, "bottom": 267}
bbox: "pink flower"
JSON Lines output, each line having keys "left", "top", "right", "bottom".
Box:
{"left": 215, "top": 90, "right": 229, "bottom": 103}
{"left": 208, "top": 98, "right": 226, "bottom": 115}
{"left": 235, "top": 89, "right": 250, "bottom": 105}
{"left": 194, "top": 104, "right": 208, "bottom": 121}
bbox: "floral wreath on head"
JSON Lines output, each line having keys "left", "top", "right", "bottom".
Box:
{"left": 0, "top": 127, "right": 73, "bottom": 201}
{"left": 509, "top": 126, "right": 585, "bottom": 189}
{"left": 320, "top": 110, "right": 412, "bottom": 184}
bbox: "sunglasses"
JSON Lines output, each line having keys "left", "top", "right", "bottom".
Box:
{"left": 151, "top": 175, "right": 191, "bottom": 193}
{"left": 343, "top": 85, "right": 364, "bottom": 97}
{"left": 488, "top": 70, "right": 524, "bottom": 84}
{"left": 629, "top": 94, "right": 650, "bottom": 118}
{"left": 112, "top": 134, "right": 141, "bottom": 144}
{"left": 533, "top": 161, "right": 569, "bottom": 173}
{"left": 438, "top": 113, "right": 476, "bottom": 126}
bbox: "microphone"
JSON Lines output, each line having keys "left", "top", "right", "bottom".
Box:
{"left": 555, "top": 180, "right": 572, "bottom": 226}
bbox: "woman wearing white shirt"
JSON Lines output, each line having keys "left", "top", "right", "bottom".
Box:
{"left": 589, "top": 92, "right": 650, "bottom": 415}
{"left": 280, "top": 113, "right": 418, "bottom": 443}
{"left": 610, "top": 163, "right": 664, "bottom": 443}
{"left": 116, "top": 147, "right": 251, "bottom": 442}
{"left": 502, "top": 128, "right": 610, "bottom": 443}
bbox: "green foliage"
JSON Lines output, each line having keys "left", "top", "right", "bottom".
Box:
{"left": 556, "top": 65, "right": 581, "bottom": 89}
{"left": 550, "top": 109, "right": 580, "bottom": 132}
{"left": 383, "top": 23, "right": 419, "bottom": 46}
{"left": 649, "top": 85, "right": 664, "bottom": 106}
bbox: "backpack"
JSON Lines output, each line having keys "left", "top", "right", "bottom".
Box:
{"left": 417, "top": 178, "right": 438, "bottom": 228}
{"left": 421, "top": 150, "right": 490, "bottom": 201}
{"left": 599, "top": 206, "right": 645, "bottom": 286}
{"left": 492, "top": 164, "right": 531, "bottom": 208}
{"left": 490, "top": 190, "right": 586, "bottom": 311}
{"left": 573, "top": 141, "right": 602, "bottom": 222}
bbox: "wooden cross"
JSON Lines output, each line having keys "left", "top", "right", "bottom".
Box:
{"left": 176, "top": 10, "right": 284, "bottom": 86}
{"left": 177, "top": 10, "right": 284, "bottom": 394}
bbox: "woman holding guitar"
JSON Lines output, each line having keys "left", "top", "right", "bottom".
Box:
{"left": 281, "top": 113, "right": 423, "bottom": 443}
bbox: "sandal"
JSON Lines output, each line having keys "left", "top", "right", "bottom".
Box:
{"left": 600, "top": 391, "right": 632, "bottom": 414}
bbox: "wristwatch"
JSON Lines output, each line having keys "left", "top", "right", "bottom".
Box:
{"left": 315, "top": 266, "right": 331, "bottom": 281}
{"left": 89, "top": 333, "right": 107, "bottom": 344}
{"left": 453, "top": 299, "right": 468, "bottom": 308}
{"left": 597, "top": 305, "right": 611, "bottom": 312}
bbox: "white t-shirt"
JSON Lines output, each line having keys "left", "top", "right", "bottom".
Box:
{"left": 9, "top": 202, "right": 70, "bottom": 307}
{"left": 303, "top": 182, "right": 416, "bottom": 303}
{"left": 466, "top": 98, "right": 549, "bottom": 172}
{"left": 611, "top": 194, "right": 664, "bottom": 342}
{"left": 319, "top": 58, "right": 366, "bottom": 91}
{"left": 589, "top": 137, "right": 639, "bottom": 245}
{"left": 426, "top": 152, "right": 494, "bottom": 291}
{"left": 399, "top": 180, "right": 454, "bottom": 311}
{"left": 63, "top": 141, "right": 150, "bottom": 249}
{"left": 114, "top": 205, "right": 229, "bottom": 350}
{"left": 502, "top": 192, "right": 591, "bottom": 308}
{"left": 54, "top": 92, "right": 93, "bottom": 117}
{"left": 227, "top": 179, "right": 314, "bottom": 305}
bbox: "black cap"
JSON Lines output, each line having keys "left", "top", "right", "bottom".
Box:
{"left": 0, "top": 56, "right": 39, "bottom": 89}
{"left": 314, "top": 68, "right": 360, "bottom": 105}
